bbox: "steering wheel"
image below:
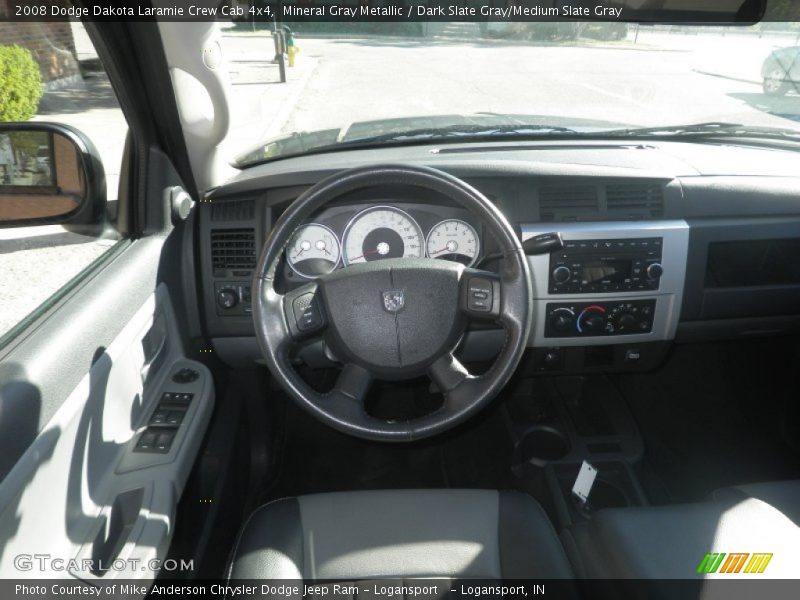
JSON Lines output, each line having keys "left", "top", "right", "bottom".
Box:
{"left": 253, "top": 165, "right": 532, "bottom": 441}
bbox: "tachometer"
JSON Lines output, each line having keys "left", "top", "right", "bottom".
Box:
{"left": 286, "top": 223, "right": 341, "bottom": 279}
{"left": 342, "top": 206, "right": 424, "bottom": 265}
{"left": 426, "top": 219, "right": 479, "bottom": 266}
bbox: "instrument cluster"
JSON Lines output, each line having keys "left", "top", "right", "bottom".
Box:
{"left": 284, "top": 204, "right": 482, "bottom": 281}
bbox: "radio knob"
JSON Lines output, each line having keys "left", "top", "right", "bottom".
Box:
{"left": 550, "top": 308, "right": 575, "bottom": 333}
{"left": 646, "top": 262, "right": 664, "bottom": 280}
{"left": 552, "top": 265, "right": 572, "bottom": 284}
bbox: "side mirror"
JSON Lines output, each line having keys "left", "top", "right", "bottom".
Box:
{"left": 0, "top": 123, "right": 106, "bottom": 229}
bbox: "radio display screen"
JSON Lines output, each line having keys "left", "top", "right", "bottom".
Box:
{"left": 581, "top": 259, "right": 632, "bottom": 284}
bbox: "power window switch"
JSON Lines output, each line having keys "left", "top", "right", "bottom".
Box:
{"left": 165, "top": 411, "right": 183, "bottom": 426}
{"left": 160, "top": 392, "right": 193, "bottom": 409}
{"left": 135, "top": 431, "right": 157, "bottom": 451}
{"left": 155, "top": 431, "right": 175, "bottom": 453}
{"left": 150, "top": 410, "right": 168, "bottom": 425}
{"left": 169, "top": 393, "right": 193, "bottom": 408}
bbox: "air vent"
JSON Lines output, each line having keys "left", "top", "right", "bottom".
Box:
{"left": 538, "top": 185, "right": 598, "bottom": 222}
{"left": 606, "top": 183, "right": 664, "bottom": 220}
{"left": 211, "top": 228, "right": 256, "bottom": 270}
{"left": 211, "top": 200, "right": 255, "bottom": 222}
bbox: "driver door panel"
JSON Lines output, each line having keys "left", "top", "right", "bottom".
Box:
{"left": 0, "top": 238, "right": 213, "bottom": 581}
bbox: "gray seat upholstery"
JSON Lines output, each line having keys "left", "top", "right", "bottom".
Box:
{"left": 711, "top": 479, "right": 800, "bottom": 525}
{"left": 228, "top": 489, "right": 574, "bottom": 580}
{"left": 561, "top": 479, "right": 800, "bottom": 580}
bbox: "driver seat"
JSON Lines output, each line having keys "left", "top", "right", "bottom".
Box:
{"left": 228, "top": 489, "right": 574, "bottom": 580}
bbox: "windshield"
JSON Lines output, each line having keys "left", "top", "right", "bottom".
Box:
{"left": 224, "top": 19, "right": 800, "bottom": 166}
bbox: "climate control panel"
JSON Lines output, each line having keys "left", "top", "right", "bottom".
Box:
{"left": 544, "top": 299, "right": 656, "bottom": 338}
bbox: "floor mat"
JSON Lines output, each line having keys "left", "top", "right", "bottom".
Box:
{"left": 614, "top": 338, "right": 800, "bottom": 503}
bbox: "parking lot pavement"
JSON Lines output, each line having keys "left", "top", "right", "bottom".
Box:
{"left": 263, "top": 31, "right": 800, "bottom": 141}
{"left": 0, "top": 226, "right": 118, "bottom": 339}
{"left": 637, "top": 29, "right": 798, "bottom": 85}
{"left": 220, "top": 29, "right": 319, "bottom": 157}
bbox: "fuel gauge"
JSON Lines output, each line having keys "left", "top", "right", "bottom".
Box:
{"left": 426, "top": 219, "right": 479, "bottom": 266}
{"left": 286, "top": 223, "right": 341, "bottom": 279}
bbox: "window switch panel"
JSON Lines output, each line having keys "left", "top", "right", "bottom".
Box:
{"left": 134, "top": 427, "right": 177, "bottom": 453}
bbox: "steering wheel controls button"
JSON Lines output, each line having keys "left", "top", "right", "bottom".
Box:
{"left": 468, "top": 278, "right": 493, "bottom": 312}
{"left": 293, "top": 292, "right": 323, "bottom": 332}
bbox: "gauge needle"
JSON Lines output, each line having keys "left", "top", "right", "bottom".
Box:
{"left": 348, "top": 248, "right": 381, "bottom": 262}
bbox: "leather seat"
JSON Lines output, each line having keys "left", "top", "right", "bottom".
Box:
{"left": 228, "top": 489, "right": 574, "bottom": 579}
{"left": 561, "top": 479, "right": 800, "bottom": 580}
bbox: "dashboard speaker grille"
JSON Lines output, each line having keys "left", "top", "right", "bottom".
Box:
{"left": 211, "top": 228, "right": 256, "bottom": 270}
{"left": 539, "top": 185, "right": 598, "bottom": 221}
{"left": 606, "top": 183, "right": 664, "bottom": 219}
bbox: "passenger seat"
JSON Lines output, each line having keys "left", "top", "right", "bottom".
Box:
{"left": 561, "top": 479, "right": 800, "bottom": 579}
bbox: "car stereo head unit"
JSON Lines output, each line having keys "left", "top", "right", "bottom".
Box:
{"left": 549, "top": 237, "right": 663, "bottom": 294}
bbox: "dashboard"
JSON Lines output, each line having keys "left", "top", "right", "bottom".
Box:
{"left": 197, "top": 138, "right": 800, "bottom": 373}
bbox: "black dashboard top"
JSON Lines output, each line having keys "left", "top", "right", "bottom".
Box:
{"left": 210, "top": 139, "right": 800, "bottom": 222}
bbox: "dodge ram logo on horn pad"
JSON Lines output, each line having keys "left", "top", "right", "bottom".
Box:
{"left": 382, "top": 290, "right": 405, "bottom": 313}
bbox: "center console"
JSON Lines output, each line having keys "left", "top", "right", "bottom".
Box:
{"left": 521, "top": 221, "right": 689, "bottom": 371}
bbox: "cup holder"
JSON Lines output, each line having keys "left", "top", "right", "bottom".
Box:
{"left": 587, "top": 479, "right": 629, "bottom": 509}
{"left": 517, "top": 425, "right": 571, "bottom": 464}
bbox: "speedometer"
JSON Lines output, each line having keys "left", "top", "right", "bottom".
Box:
{"left": 426, "top": 219, "right": 480, "bottom": 266}
{"left": 342, "top": 206, "right": 424, "bottom": 265}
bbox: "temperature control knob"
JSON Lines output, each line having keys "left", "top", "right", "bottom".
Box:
{"left": 577, "top": 306, "right": 607, "bottom": 334}
{"left": 552, "top": 265, "right": 572, "bottom": 284}
{"left": 646, "top": 262, "right": 664, "bottom": 280}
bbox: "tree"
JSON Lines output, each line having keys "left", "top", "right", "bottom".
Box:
{"left": 0, "top": 45, "right": 44, "bottom": 122}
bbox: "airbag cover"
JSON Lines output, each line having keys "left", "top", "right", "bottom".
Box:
{"left": 320, "top": 259, "right": 464, "bottom": 377}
